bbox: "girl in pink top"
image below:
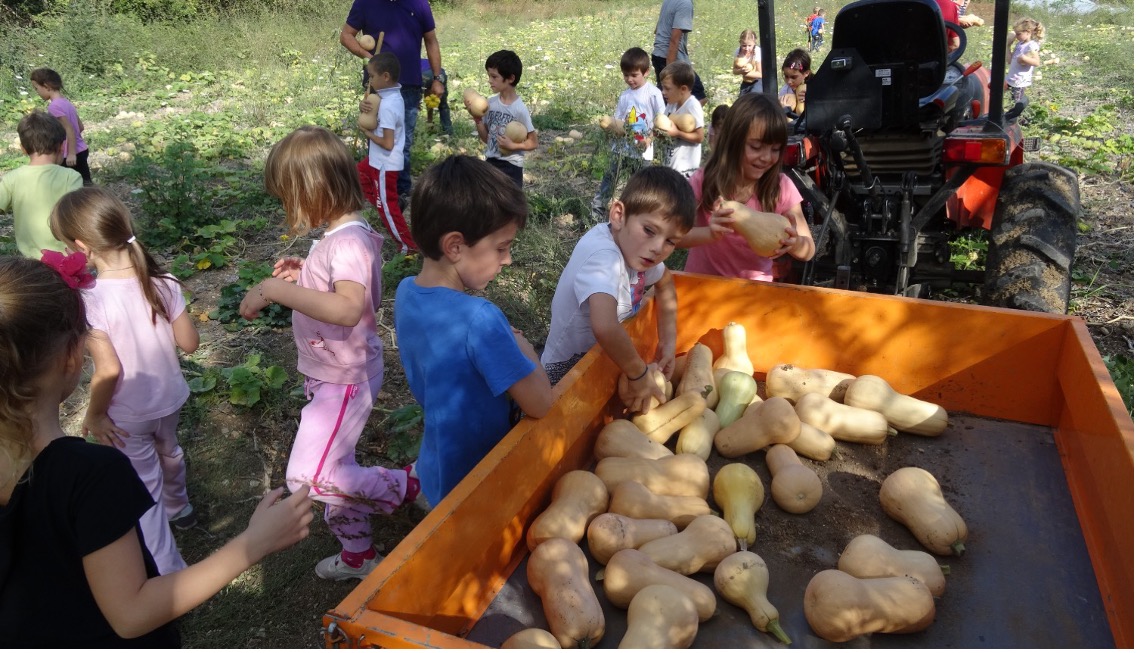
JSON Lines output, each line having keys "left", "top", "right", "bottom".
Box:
{"left": 50, "top": 187, "right": 200, "bottom": 575}
{"left": 31, "top": 68, "right": 91, "bottom": 185}
{"left": 238, "top": 126, "right": 418, "bottom": 582}
{"left": 680, "top": 92, "right": 815, "bottom": 281}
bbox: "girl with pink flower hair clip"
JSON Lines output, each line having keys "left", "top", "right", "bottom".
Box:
{"left": 49, "top": 187, "right": 200, "bottom": 575}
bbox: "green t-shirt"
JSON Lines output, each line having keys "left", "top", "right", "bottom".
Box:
{"left": 0, "top": 164, "right": 82, "bottom": 257}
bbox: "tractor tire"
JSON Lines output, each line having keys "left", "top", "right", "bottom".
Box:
{"left": 981, "top": 162, "right": 1080, "bottom": 314}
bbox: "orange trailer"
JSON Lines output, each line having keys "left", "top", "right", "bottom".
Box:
{"left": 324, "top": 273, "right": 1133, "bottom": 648}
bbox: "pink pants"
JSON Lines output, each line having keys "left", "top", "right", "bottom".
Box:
{"left": 116, "top": 410, "right": 189, "bottom": 575}
{"left": 285, "top": 371, "right": 408, "bottom": 553}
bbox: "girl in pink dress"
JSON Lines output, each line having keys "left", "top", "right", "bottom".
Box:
{"left": 679, "top": 92, "right": 815, "bottom": 282}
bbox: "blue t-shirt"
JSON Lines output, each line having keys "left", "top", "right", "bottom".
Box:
{"left": 394, "top": 278, "right": 536, "bottom": 505}
{"left": 810, "top": 16, "right": 825, "bottom": 36}
{"left": 346, "top": 0, "right": 436, "bottom": 88}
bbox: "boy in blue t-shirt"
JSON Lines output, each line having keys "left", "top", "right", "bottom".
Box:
{"left": 810, "top": 10, "right": 826, "bottom": 52}
{"left": 394, "top": 156, "right": 553, "bottom": 507}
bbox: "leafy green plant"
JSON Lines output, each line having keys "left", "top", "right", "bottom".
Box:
{"left": 188, "top": 352, "right": 288, "bottom": 407}
{"left": 210, "top": 260, "right": 293, "bottom": 330}
{"left": 125, "top": 140, "right": 213, "bottom": 249}
{"left": 949, "top": 231, "right": 988, "bottom": 271}
{"left": 1103, "top": 354, "right": 1134, "bottom": 416}
{"left": 379, "top": 403, "right": 423, "bottom": 464}
{"left": 382, "top": 252, "right": 423, "bottom": 291}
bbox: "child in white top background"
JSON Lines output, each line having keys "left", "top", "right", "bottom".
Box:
{"left": 357, "top": 53, "right": 416, "bottom": 254}
{"left": 733, "top": 29, "right": 763, "bottom": 95}
{"left": 51, "top": 187, "right": 200, "bottom": 575}
{"left": 592, "top": 46, "right": 667, "bottom": 221}
{"left": 1007, "top": 17, "right": 1044, "bottom": 105}
{"left": 239, "top": 126, "right": 417, "bottom": 582}
{"left": 471, "top": 50, "right": 537, "bottom": 188}
{"left": 658, "top": 61, "right": 705, "bottom": 179}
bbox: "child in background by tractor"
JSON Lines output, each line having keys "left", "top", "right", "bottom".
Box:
{"left": 394, "top": 156, "right": 552, "bottom": 508}
{"left": 733, "top": 29, "right": 763, "bottom": 95}
{"left": 804, "top": 7, "right": 820, "bottom": 45}
{"left": 1006, "top": 17, "right": 1044, "bottom": 105}
{"left": 809, "top": 9, "right": 826, "bottom": 52}
{"left": 679, "top": 93, "right": 815, "bottom": 283}
{"left": 779, "top": 49, "right": 812, "bottom": 116}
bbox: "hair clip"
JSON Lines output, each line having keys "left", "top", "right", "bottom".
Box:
{"left": 126, "top": 235, "right": 136, "bottom": 245}
{"left": 789, "top": 61, "right": 804, "bottom": 70}
{"left": 40, "top": 250, "right": 95, "bottom": 290}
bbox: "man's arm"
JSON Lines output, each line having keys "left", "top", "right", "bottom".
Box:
{"left": 423, "top": 30, "right": 445, "bottom": 96}
{"left": 666, "top": 28, "right": 684, "bottom": 65}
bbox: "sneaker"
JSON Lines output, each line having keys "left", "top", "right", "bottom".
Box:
{"left": 315, "top": 548, "right": 383, "bottom": 581}
{"left": 170, "top": 505, "right": 197, "bottom": 530}
{"left": 402, "top": 464, "right": 421, "bottom": 506}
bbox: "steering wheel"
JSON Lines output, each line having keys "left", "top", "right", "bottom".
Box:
{"left": 946, "top": 22, "right": 966, "bottom": 66}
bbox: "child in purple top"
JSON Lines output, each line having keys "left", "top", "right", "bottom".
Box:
{"left": 239, "top": 126, "right": 419, "bottom": 582}
{"left": 51, "top": 187, "right": 200, "bottom": 574}
{"left": 31, "top": 68, "right": 91, "bottom": 185}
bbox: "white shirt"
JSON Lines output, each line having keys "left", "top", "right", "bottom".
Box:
{"left": 542, "top": 223, "right": 665, "bottom": 366}
{"left": 664, "top": 95, "right": 705, "bottom": 177}
{"left": 1007, "top": 39, "right": 1040, "bottom": 89}
{"left": 368, "top": 84, "right": 405, "bottom": 171}
{"left": 483, "top": 93, "right": 535, "bottom": 168}
{"left": 612, "top": 82, "right": 667, "bottom": 161}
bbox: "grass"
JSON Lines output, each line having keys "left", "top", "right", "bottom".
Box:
{"left": 1, "top": 0, "right": 1132, "bottom": 647}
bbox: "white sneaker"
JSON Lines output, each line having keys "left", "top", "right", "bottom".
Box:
{"left": 314, "top": 549, "right": 383, "bottom": 581}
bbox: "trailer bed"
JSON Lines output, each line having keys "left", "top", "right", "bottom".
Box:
{"left": 324, "top": 274, "right": 1133, "bottom": 649}
{"left": 466, "top": 413, "right": 1113, "bottom": 648}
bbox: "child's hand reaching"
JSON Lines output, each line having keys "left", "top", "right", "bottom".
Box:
{"left": 709, "top": 197, "right": 739, "bottom": 240}
{"left": 655, "top": 342, "right": 677, "bottom": 380}
{"left": 83, "top": 413, "right": 129, "bottom": 448}
{"left": 241, "top": 485, "right": 314, "bottom": 563}
{"left": 239, "top": 281, "right": 272, "bottom": 320}
{"left": 773, "top": 221, "right": 800, "bottom": 258}
{"left": 273, "top": 257, "right": 305, "bottom": 284}
{"left": 621, "top": 362, "right": 667, "bottom": 414}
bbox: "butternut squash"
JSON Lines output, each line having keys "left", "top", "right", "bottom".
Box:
{"left": 631, "top": 391, "right": 708, "bottom": 445}
{"left": 675, "top": 408, "right": 719, "bottom": 460}
{"left": 654, "top": 114, "right": 674, "bottom": 133}
{"left": 712, "top": 322, "right": 754, "bottom": 376}
{"left": 505, "top": 120, "right": 528, "bottom": 143}
{"left": 712, "top": 463, "right": 764, "bottom": 551}
{"left": 501, "top": 628, "right": 561, "bottom": 649}
{"left": 713, "top": 396, "right": 800, "bottom": 458}
{"left": 838, "top": 533, "right": 947, "bottom": 598}
{"left": 765, "top": 363, "right": 854, "bottom": 403}
{"left": 714, "top": 370, "right": 757, "bottom": 428}
{"left": 602, "top": 549, "right": 717, "bottom": 621}
{"left": 599, "top": 114, "right": 625, "bottom": 136}
{"left": 619, "top": 584, "right": 699, "bottom": 649}
{"left": 713, "top": 551, "right": 791, "bottom": 645}
{"left": 843, "top": 374, "right": 949, "bottom": 437}
{"left": 670, "top": 113, "right": 697, "bottom": 133}
{"left": 527, "top": 538, "right": 605, "bottom": 648}
{"left": 608, "top": 480, "right": 711, "bottom": 528}
{"left": 463, "top": 88, "right": 489, "bottom": 117}
{"left": 879, "top": 466, "right": 968, "bottom": 556}
{"left": 721, "top": 201, "right": 790, "bottom": 258}
{"left": 636, "top": 514, "right": 736, "bottom": 575}
{"left": 803, "top": 569, "right": 936, "bottom": 643}
{"left": 594, "top": 453, "right": 709, "bottom": 498}
{"left": 357, "top": 93, "right": 380, "bottom": 131}
{"left": 356, "top": 33, "right": 376, "bottom": 51}
{"left": 595, "top": 419, "right": 673, "bottom": 460}
{"left": 765, "top": 444, "right": 822, "bottom": 514}
{"left": 586, "top": 513, "right": 677, "bottom": 565}
{"left": 786, "top": 421, "right": 836, "bottom": 461}
{"left": 676, "top": 343, "right": 717, "bottom": 408}
{"left": 527, "top": 470, "right": 609, "bottom": 550}
{"left": 794, "top": 392, "right": 895, "bottom": 445}
{"left": 671, "top": 352, "right": 689, "bottom": 385}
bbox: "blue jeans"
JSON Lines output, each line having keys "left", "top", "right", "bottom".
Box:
{"left": 399, "top": 85, "right": 422, "bottom": 197}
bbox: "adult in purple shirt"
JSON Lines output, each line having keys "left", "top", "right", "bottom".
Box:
{"left": 340, "top": 0, "right": 445, "bottom": 199}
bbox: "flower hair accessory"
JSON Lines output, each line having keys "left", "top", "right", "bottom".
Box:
{"left": 40, "top": 250, "right": 96, "bottom": 290}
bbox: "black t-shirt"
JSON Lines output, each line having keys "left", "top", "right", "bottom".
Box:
{"left": 0, "top": 436, "right": 180, "bottom": 647}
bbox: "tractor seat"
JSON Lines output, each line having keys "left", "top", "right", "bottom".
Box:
{"left": 806, "top": 0, "right": 949, "bottom": 132}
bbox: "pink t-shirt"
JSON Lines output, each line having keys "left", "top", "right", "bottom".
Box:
{"left": 293, "top": 221, "right": 385, "bottom": 385}
{"left": 47, "top": 97, "right": 87, "bottom": 158}
{"left": 83, "top": 276, "right": 189, "bottom": 422}
{"left": 683, "top": 168, "right": 803, "bottom": 281}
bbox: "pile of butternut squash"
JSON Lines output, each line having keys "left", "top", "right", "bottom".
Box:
{"left": 510, "top": 321, "right": 967, "bottom": 647}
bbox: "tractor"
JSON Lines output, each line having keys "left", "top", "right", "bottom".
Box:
{"left": 752, "top": 0, "right": 1080, "bottom": 313}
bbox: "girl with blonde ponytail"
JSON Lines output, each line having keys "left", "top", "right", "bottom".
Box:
{"left": 50, "top": 187, "right": 199, "bottom": 574}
